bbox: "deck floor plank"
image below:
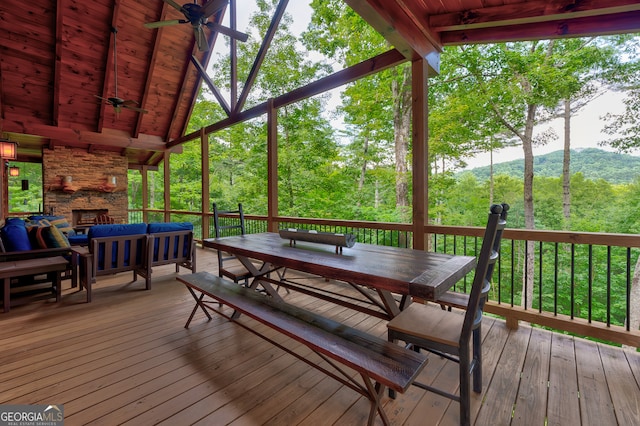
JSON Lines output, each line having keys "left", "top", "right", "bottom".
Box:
{"left": 512, "top": 327, "right": 552, "bottom": 425}
{"left": 574, "top": 338, "right": 618, "bottom": 426}
{"left": 547, "top": 333, "right": 581, "bottom": 426}
{"left": 598, "top": 342, "right": 640, "bottom": 425}
{"left": 1, "top": 247, "right": 640, "bottom": 425}
{"left": 474, "top": 325, "right": 531, "bottom": 425}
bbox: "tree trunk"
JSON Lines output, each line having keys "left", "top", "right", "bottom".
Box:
{"left": 392, "top": 66, "right": 412, "bottom": 222}
{"left": 489, "top": 147, "right": 494, "bottom": 204}
{"left": 358, "top": 136, "right": 369, "bottom": 192}
{"left": 522, "top": 103, "right": 537, "bottom": 309}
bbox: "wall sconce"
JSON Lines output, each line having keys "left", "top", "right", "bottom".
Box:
{"left": 109, "top": 176, "right": 117, "bottom": 185}
{"left": 0, "top": 139, "right": 18, "bottom": 160}
{"left": 9, "top": 166, "right": 19, "bottom": 177}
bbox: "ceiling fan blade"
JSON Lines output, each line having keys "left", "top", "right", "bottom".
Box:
{"left": 144, "top": 19, "right": 182, "bottom": 29}
{"left": 202, "top": 0, "right": 228, "bottom": 19}
{"left": 123, "top": 104, "right": 148, "bottom": 114}
{"left": 162, "top": 0, "right": 185, "bottom": 13}
{"left": 205, "top": 22, "right": 248, "bottom": 42}
{"left": 194, "top": 27, "right": 209, "bottom": 52}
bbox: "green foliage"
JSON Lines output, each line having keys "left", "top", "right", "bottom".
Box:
{"left": 7, "top": 162, "right": 42, "bottom": 213}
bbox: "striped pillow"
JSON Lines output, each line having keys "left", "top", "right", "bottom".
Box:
{"left": 41, "top": 225, "right": 70, "bottom": 248}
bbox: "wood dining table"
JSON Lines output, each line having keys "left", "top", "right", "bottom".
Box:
{"left": 203, "top": 232, "right": 476, "bottom": 319}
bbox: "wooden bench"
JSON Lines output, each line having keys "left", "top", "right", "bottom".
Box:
{"left": 1, "top": 256, "right": 69, "bottom": 312}
{"left": 177, "top": 271, "right": 428, "bottom": 426}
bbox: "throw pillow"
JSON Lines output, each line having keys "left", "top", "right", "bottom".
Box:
{"left": 42, "top": 225, "right": 70, "bottom": 248}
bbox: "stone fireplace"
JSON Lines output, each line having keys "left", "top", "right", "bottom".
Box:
{"left": 43, "top": 147, "right": 128, "bottom": 224}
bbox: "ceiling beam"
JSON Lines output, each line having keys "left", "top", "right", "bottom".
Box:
{"left": 168, "top": 48, "right": 407, "bottom": 149}
{"left": 135, "top": 0, "right": 168, "bottom": 139}
{"left": 53, "top": 0, "right": 65, "bottom": 127}
{"left": 2, "top": 116, "right": 169, "bottom": 151}
{"left": 429, "top": 0, "right": 640, "bottom": 32}
{"left": 166, "top": 9, "right": 211, "bottom": 143}
{"left": 236, "top": 0, "right": 289, "bottom": 113}
{"left": 191, "top": 56, "right": 231, "bottom": 116}
{"left": 346, "top": 0, "right": 441, "bottom": 73}
{"left": 440, "top": 10, "right": 640, "bottom": 45}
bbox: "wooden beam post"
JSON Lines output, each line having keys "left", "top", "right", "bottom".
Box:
{"left": 1, "top": 160, "right": 7, "bottom": 219}
{"left": 411, "top": 58, "right": 429, "bottom": 250}
{"left": 141, "top": 165, "right": 149, "bottom": 224}
{"left": 163, "top": 151, "right": 170, "bottom": 223}
{"left": 201, "top": 128, "right": 210, "bottom": 239}
{"left": 267, "top": 98, "right": 278, "bottom": 232}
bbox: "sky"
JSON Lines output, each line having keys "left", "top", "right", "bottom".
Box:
{"left": 462, "top": 90, "right": 631, "bottom": 169}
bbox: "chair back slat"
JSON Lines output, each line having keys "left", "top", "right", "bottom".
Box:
{"left": 461, "top": 204, "right": 505, "bottom": 343}
{"left": 213, "top": 203, "right": 245, "bottom": 238}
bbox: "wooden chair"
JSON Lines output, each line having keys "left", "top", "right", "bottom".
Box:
{"left": 212, "top": 203, "right": 252, "bottom": 285}
{"left": 94, "top": 214, "right": 115, "bottom": 225}
{"left": 387, "top": 204, "right": 507, "bottom": 426}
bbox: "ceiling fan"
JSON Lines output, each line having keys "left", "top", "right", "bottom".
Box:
{"left": 96, "top": 27, "right": 148, "bottom": 115}
{"left": 144, "top": 0, "right": 249, "bottom": 52}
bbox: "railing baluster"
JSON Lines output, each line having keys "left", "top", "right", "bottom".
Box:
{"left": 538, "top": 241, "right": 543, "bottom": 313}
{"left": 588, "top": 245, "right": 593, "bottom": 323}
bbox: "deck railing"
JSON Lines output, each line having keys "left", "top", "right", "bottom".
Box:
{"left": 128, "top": 209, "right": 640, "bottom": 347}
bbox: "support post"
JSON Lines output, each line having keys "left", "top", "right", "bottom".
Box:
{"left": 267, "top": 98, "right": 278, "bottom": 232}
{"left": 201, "top": 128, "right": 210, "bottom": 239}
{"left": 411, "top": 58, "right": 429, "bottom": 250}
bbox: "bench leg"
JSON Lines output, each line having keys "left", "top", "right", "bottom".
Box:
{"left": 185, "top": 287, "right": 212, "bottom": 328}
{"left": 361, "top": 374, "right": 389, "bottom": 426}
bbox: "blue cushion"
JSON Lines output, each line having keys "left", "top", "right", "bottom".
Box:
{"left": 1, "top": 219, "right": 32, "bottom": 251}
{"left": 67, "top": 234, "right": 89, "bottom": 245}
{"left": 147, "top": 222, "right": 193, "bottom": 233}
{"left": 89, "top": 223, "right": 148, "bottom": 270}
{"left": 88, "top": 223, "right": 148, "bottom": 239}
{"left": 148, "top": 222, "right": 193, "bottom": 261}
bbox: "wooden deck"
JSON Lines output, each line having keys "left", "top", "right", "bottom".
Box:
{"left": 2, "top": 247, "right": 640, "bottom": 425}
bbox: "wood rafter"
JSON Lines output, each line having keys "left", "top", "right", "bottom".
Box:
{"left": 236, "top": 0, "right": 289, "bottom": 114}
{"left": 429, "top": 0, "right": 640, "bottom": 32}
{"left": 97, "top": 3, "right": 121, "bottom": 133}
{"left": 53, "top": 0, "right": 65, "bottom": 127}
{"left": 441, "top": 10, "right": 640, "bottom": 45}
{"left": 191, "top": 56, "right": 231, "bottom": 116}
{"left": 136, "top": 1, "right": 170, "bottom": 140}
{"left": 168, "top": 48, "right": 407, "bottom": 149}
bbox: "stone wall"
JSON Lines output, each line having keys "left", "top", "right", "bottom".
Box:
{"left": 43, "top": 147, "right": 128, "bottom": 224}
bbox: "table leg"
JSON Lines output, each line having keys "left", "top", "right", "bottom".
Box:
{"left": 55, "top": 271, "right": 62, "bottom": 302}
{"left": 3, "top": 277, "right": 9, "bottom": 313}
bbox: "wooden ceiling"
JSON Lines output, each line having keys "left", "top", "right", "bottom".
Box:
{"left": 1, "top": 0, "right": 639, "bottom": 168}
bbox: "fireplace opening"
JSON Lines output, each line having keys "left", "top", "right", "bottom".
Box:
{"left": 72, "top": 209, "right": 109, "bottom": 226}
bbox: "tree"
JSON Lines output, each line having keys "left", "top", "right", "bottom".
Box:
{"left": 304, "top": 1, "right": 413, "bottom": 221}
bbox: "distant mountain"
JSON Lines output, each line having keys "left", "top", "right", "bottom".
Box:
{"left": 460, "top": 148, "right": 640, "bottom": 184}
